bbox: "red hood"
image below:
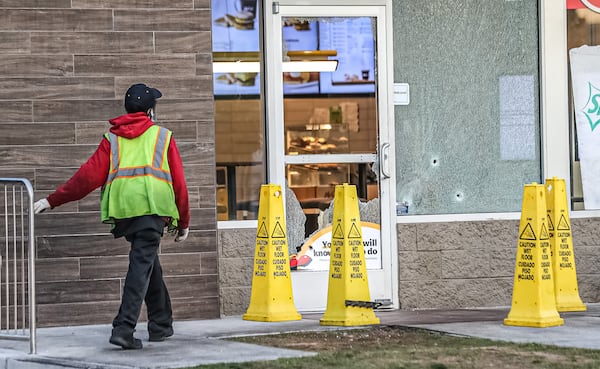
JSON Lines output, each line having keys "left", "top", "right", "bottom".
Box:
{"left": 108, "top": 112, "right": 154, "bottom": 139}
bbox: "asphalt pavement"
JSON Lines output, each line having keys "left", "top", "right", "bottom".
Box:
{"left": 0, "top": 304, "right": 598, "bottom": 369}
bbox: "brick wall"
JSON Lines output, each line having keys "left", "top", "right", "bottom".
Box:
{"left": 0, "top": 0, "right": 218, "bottom": 327}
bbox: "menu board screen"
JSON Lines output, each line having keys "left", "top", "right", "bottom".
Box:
{"left": 212, "top": 0, "right": 261, "bottom": 96}
{"left": 211, "top": 3, "right": 376, "bottom": 97}
{"left": 282, "top": 19, "right": 320, "bottom": 95}
{"left": 319, "top": 17, "right": 376, "bottom": 94}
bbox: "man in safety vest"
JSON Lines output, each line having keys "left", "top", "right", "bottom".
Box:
{"left": 33, "top": 83, "right": 190, "bottom": 350}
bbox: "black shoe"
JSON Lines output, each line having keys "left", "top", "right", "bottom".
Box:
{"left": 110, "top": 329, "right": 143, "bottom": 350}
{"left": 148, "top": 327, "right": 173, "bottom": 342}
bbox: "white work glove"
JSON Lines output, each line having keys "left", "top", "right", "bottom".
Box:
{"left": 174, "top": 228, "right": 189, "bottom": 242}
{"left": 34, "top": 198, "right": 51, "bottom": 214}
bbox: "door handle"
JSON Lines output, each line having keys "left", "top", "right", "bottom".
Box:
{"left": 380, "top": 142, "right": 390, "bottom": 179}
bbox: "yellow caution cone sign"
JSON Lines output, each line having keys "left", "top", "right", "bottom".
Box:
{"left": 545, "top": 177, "right": 586, "bottom": 312}
{"left": 504, "top": 183, "right": 564, "bottom": 328}
{"left": 320, "top": 184, "right": 380, "bottom": 327}
{"left": 243, "top": 184, "right": 301, "bottom": 322}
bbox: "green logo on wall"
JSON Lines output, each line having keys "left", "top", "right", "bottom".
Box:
{"left": 583, "top": 82, "right": 600, "bottom": 131}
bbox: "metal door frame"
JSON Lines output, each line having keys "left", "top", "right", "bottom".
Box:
{"left": 263, "top": 0, "right": 398, "bottom": 310}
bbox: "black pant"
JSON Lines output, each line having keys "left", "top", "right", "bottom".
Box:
{"left": 111, "top": 216, "right": 173, "bottom": 336}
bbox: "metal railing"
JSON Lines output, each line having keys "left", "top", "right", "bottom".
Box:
{"left": 0, "top": 179, "right": 36, "bottom": 354}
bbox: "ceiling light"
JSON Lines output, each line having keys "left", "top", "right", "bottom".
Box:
{"left": 212, "top": 50, "right": 338, "bottom": 73}
{"left": 212, "top": 61, "right": 260, "bottom": 73}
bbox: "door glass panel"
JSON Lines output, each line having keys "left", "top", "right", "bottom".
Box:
{"left": 280, "top": 16, "right": 382, "bottom": 272}
{"left": 282, "top": 17, "right": 377, "bottom": 156}
{"left": 287, "top": 162, "right": 379, "bottom": 230}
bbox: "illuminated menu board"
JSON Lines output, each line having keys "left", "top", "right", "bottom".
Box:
{"left": 319, "top": 17, "right": 376, "bottom": 94}
{"left": 282, "top": 19, "right": 319, "bottom": 95}
{"left": 211, "top": 2, "right": 375, "bottom": 97}
{"left": 212, "top": 0, "right": 261, "bottom": 96}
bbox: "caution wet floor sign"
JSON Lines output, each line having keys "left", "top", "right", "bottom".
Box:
{"left": 545, "top": 177, "right": 586, "bottom": 312}
{"left": 243, "top": 184, "right": 301, "bottom": 322}
{"left": 504, "top": 182, "right": 563, "bottom": 328}
{"left": 320, "top": 184, "right": 380, "bottom": 327}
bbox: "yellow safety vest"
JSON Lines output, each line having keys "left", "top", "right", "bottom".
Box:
{"left": 101, "top": 125, "right": 180, "bottom": 229}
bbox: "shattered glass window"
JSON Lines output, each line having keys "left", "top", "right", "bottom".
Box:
{"left": 393, "top": 0, "right": 540, "bottom": 214}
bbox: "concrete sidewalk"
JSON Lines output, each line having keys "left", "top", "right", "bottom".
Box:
{"left": 0, "top": 304, "right": 598, "bottom": 369}
{"left": 408, "top": 305, "right": 600, "bottom": 350}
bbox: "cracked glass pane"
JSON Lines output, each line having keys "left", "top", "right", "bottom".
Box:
{"left": 393, "top": 0, "right": 540, "bottom": 215}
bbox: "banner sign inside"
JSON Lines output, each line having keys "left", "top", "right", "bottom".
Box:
{"left": 294, "top": 222, "right": 381, "bottom": 271}
{"left": 570, "top": 45, "right": 600, "bottom": 209}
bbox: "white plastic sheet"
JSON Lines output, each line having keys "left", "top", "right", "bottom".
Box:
{"left": 570, "top": 45, "right": 600, "bottom": 209}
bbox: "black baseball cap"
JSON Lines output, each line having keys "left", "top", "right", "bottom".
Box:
{"left": 124, "top": 83, "right": 162, "bottom": 113}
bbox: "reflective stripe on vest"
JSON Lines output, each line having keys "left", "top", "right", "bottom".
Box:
{"left": 106, "top": 127, "right": 173, "bottom": 184}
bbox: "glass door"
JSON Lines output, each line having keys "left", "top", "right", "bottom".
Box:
{"left": 264, "top": 2, "right": 396, "bottom": 311}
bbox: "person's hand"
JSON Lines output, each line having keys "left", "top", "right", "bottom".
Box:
{"left": 34, "top": 198, "right": 51, "bottom": 214}
{"left": 175, "top": 228, "right": 189, "bottom": 242}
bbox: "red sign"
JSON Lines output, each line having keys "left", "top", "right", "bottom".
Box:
{"left": 568, "top": 0, "right": 600, "bottom": 12}
{"left": 567, "top": 0, "right": 585, "bottom": 9}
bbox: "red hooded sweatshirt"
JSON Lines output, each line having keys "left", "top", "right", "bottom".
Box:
{"left": 47, "top": 112, "right": 190, "bottom": 229}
